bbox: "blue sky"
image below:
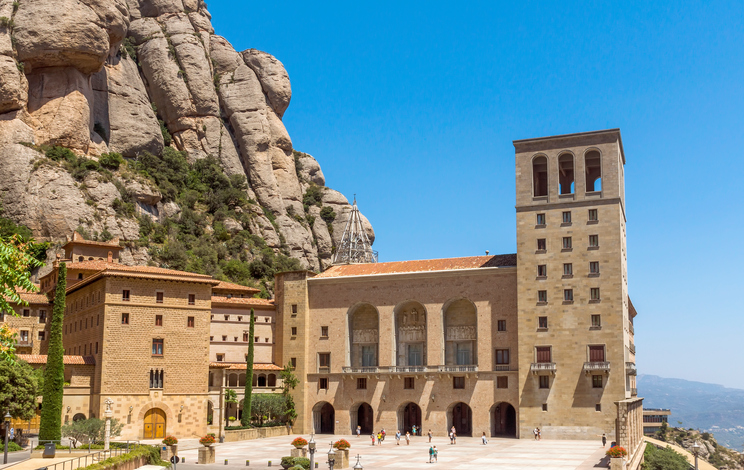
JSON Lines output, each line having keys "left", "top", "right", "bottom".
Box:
{"left": 208, "top": 1, "right": 744, "bottom": 388}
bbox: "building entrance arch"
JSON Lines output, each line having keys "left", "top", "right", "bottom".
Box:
{"left": 351, "top": 402, "right": 373, "bottom": 434}
{"left": 448, "top": 402, "right": 472, "bottom": 437}
{"left": 399, "top": 402, "right": 421, "bottom": 435}
{"left": 491, "top": 402, "right": 517, "bottom": 437}
{"left": 313, "top": 402, "right": 335, "bottom": 434}
{"left": 143, "top": 408, "right": 166, "bottom": 439}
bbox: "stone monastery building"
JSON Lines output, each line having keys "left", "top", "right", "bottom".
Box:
{"left": 3, "top": 129, "right": 643, "bottom": 459}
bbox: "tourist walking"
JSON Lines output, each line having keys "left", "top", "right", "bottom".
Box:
{"left": 428, "top": 429, "right": 432, "bottom": 442}
{"left": 429, "top": 445, "right": 435, "bottom": 463}
{"left": 371, "top": 434, "right": 376, "bottom": 446}
{"left": 449, "top": 430, "right": 454, "bottom": 445}
{"left": 395, "top": 430, "right": 401, "bottom": 445}
{"left": 412, "top": 424, "right": 417, "bottom": 436}
{"left": 482, "top": 431, "right": 488, "bottom": 445}
{"left": 377, "top": 432, "right": 382, "bottom": 445}
{"left": 601, "top": 433, "right": 607, "bottom": 447}
{"left": 405, "top": 431, "right": 411, "bottom": 445}
{"left": 537, "top": 428, "right": 541, "bottom": 440}
{"left": 432, "top": 445, "right": 438, "bottom": 462}
{"left": 357, "top": 425, "right": 361, "bottom": 438}
{"left": 533, "top": 427, "right": 539, "bottom": 440}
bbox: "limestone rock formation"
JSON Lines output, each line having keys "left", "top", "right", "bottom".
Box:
{"left": 0, "top": 0, "right": 373, "bottom": 272}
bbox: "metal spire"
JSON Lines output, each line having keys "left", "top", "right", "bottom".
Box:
{"left": 332, "top": 197, "right": 378, "bottom": 265}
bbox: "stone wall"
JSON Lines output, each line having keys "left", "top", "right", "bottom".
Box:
{"left": 223, "top": 425, "right": 288, "bottom": 442}
{"left": 615, "top": 397, "right": 644, "bottom": 470}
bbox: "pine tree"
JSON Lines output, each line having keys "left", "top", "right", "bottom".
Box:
{"left": 39, "top": 263, "right": 66, "bottom": 441}
{"left": 241, "top": 308, "right": 254, "bottom": 426}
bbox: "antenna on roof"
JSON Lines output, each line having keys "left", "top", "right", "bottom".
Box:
{"left": 332, "top": 197, "right": 378, "bottom": 265}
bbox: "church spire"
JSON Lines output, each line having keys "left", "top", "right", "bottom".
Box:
{"left": 332, "top": 197, "right": 378, "bottom": 265}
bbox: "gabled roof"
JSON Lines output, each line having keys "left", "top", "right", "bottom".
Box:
{"left": 64, "top": 262, "right": 219, "bottom": 294}
{"left": 316, "top": 254, "right": 517, "bottom": 278}
{"left": 213, "top": 280, "right": 260, "bottom": 295}
{"left": 211, "top": 296, "right": 274, "bottom": 307}
{"left": 17, "top": 354, "right": 96, "bottom": 365}
{"left": 208, "top": 362, "right": 282, "bottom": 371}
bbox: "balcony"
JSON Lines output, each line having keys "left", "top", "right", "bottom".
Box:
{"left": 631, "top": 387, "right": 638, "bottom": 396}
{"left": 437, "top": 365, "right": 478, "bottom": 373}
{"left": 583, "top": 361, "right": 611, "bottom": 374}
{"left": 390, "top": 366, "right": 430, "bottom": 373}
{"left": 493, "top": 365, "right": 511, "bottom": 371}
{"left": 341, "top": 367, "right": 379, "bottom": 374}
{"left": 629, "top": 343, "right": 636, "bottom": 354}
{"left": 625, "top": 362, "right": 637, "bottom": 375}
{"left": 530, "top": 362, "right": 556, "bottom": 375}
{"left": 628, "top": 322, "right": 634, "bottom": 335}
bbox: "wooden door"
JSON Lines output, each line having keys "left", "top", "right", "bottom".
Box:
{"left": 143, "top": 408, "right": 166, "bottom": 439}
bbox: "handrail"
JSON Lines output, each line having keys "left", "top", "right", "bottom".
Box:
{"left": 41, "top": 446, "right": 128, "bottom": 470}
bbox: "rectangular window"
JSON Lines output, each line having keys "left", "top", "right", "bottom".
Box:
{"left": 564, "top": 289, "right": 574, "bottom": 302}
{"left": 538, "top": 290, "right": 547, "bottom": 303}
{"left": 542, "top": 403, "right": 548, "bottom": 412}
{"left": 38, "top": 331, "right": 45, "bottom": 341}
{"left": 495, "top": 349, "right": 510, "bottom": 364}
{"left": 357, "top": 377, "right": 367, "bottom": 390}
{"left": 589, "top": 345, "right": 605, "bottom": 362}
{"left": 291, "top": 304, "right": 298, "bottom": 314}
{"left": 152, "top": 338, "right": 164, "bottom": 356}
{"left": 122, "top": 290, "right": 130, "bottom": 301}
{"left": 593, "top": 375, "right": 603, "bottom": 388}
{"left": 149, "top": 369, "right": 164, "bottom": 389}
{"left": 536, "top": 213, "right": 545, "bottom": 225}
{"left": 22, "top": 309, "right": 30, "bottom": 317}
{"left": 155, "top": 315, "right": 163, "bottom": 326}
{"left": 318, "top": 353, "right": 330, "bottom": 371}
{"left": 404, "top": 377, "right": 415, "bottom": 389}
{"left": 537, "top": 238, "right": 546, "bottom": 251}
{"left": 216, "top": 354, "right": 224, "bottom": 362}
{"left": 591, "top": 288, "right": 601, "bottom": 300}
{"left": 588, "top": 209, "right": 598, "bottom": 221}
{"left": 222, "top": 335, "right": 227, "bottom": 341}
{"left": 291, "top": 327, "right": 297, "bottom": 336}
{"left": 596, "top": 403, "right": 602, "bottom": 411}
{"left": 497, "top": 376, "right": 508, "bottom": 389}
{"left": 321, "top": 326, "right": 329, "bottom": 337}
{"left": 243, "top": 333, "right": 249, "bottom": 342}
{"left": 224, "top": 315, "right": 229, "bottom": 321}
{"left": 589, "top": 235, "right": 599, "bottom": 247}
{"left": 562, "top": 211, "right": 571, "bottom": 223}
{"left": 19, "top": 330, "right": 28, "bottom": 342}
{"left": 407, "top": 343, "right": 423, "bottom": 366}
{"left": 562, "top": 236, "right": 572, "bottom": 249}
{"left": 290, "top": 357, "right": 297, "bottom": 369}
{"left": 254, "top": 336, "right": 259, "bottom": 342}
{"left": 539, "top": 376, "right": 550, "bottom": 389}
{"left": 361, "top": 345, "right": 376, "bottom": 367}
{"left": 95, "top": 342, "right": 98, "bottom": 354}
{"left": 536, "top": 346, "right": 551, "bottom": 363}
{"left": 187, "top": 316, "right": 195, "bottom": 328}
{"left": 589, "top": 261, "right": 600, "bottom": 274}
{"left": 591, "top": 314, "right": 601, "bottom": 328}
{"left": 319, "top": 377, "right": 329, "bottom": 390}
{"left": 121, "top": 313, "right": 129, "bottom": 324}
{"left": 538, "top": 316, "right": 548, "bottom": 329}
{"left": 563, "top": 263, "right": 573, "bottom": 276}
{"left": 497, "top": 320, "right": 506, "bottom": 331}
{"left": 188, "top": 294, "right": 195, "bottom": 305}
{"left": 537, "top": 265, "right": 547, "bottom": 277}
{"left": 156, "top": 292, "right": 164, "bottom": 303}
{"left": 453, "top": 376, "right": 465, "bottom": 389}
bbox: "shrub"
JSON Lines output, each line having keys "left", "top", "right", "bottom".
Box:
{"left": 46, "top": 146, "right": 75, "bottom": 162}
{"left": 291, "top": 437, "right": 308, "bottom": 448}
{"left": 333, "top": 439, "right": 350, "bottom": 450}
{"left": 701, "top": 432, "right": 710, "bottom": 440}
{"left": 606, "top": 446, "right": 627, "bottom": 458}
{"left": 7, "top": 441, "right": 23, "bottom": 452}
{"left": 642, "top": 443, "right": 689, "bottom": 470}
{"left": 319, "top": 206, "right": 336, "bottom": 223}
{"left": 162, "top": 436, "right": 178, "bottom": 446}
{"left": 302, "top": 185, "right": 323, "bottom": 207}
{"left": 159, "top": 120, "right": 172, "bottom": 146}
{"left": 99, "top": 152, "right": 124, "bottom": 170}
{"left": 121, "top": 37, "right": 137, "bottom": 61}
{"left": 291, "top": 457, "right": 310, "bottom": 469}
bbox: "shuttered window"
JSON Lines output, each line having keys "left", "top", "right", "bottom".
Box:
{"left": 536, "top": 347, "right": 551, "bottom": 363}
{"left": 589, "top": 345, "right": 605, "bottom": 362}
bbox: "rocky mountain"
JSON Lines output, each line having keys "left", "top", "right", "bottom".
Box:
{"left": 639, "top": 374, "right": 744, "bottom": 452}
{"left": 0, "top": 0, "right": 373, "bottom": 274}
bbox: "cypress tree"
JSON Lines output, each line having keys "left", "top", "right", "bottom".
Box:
{"left": 241, "top": 308, "right": 255, "bottom": 426}
{"left": 39, "top": 262, "right": 66, "bottom": 441}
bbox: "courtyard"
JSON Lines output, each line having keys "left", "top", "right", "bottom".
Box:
{"left": 174, "top": 434, "right": 610, "bottom": 470}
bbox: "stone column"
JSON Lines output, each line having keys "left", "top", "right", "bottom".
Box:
{"left": 104, "top": 398, "right": 113, "bottom": 452}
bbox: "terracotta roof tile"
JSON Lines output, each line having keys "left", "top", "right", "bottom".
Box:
{"left": 315, "top": 254, "right": 517, "bottom": 278}
{"left": 17, "top": 354, "right": 95, "bottom": 365}
{"left": 213, "top": 281, "right": 260, "bottom": 294}
{"left": 209, "top": 362, "right": 282, "bottom": 371}
{"left": 211, "top": 296, "right": 274, "bottom": 307}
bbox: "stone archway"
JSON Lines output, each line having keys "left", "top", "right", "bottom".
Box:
{"left": 491, "top": 402, "right": 517, "bottom": 437}
{"left": 353, "top": 403, "right": 373, "bottom": 434}
{"left": 448, "top": 402, "right": 472, "bottom": 437}
{"left": 313, "top": 402, "right": 335, "bottom": 434}
{"left": 399, "top": 402, "right": 421, "bottom": 435}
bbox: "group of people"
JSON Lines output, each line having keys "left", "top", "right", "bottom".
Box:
{"left": 533, "top": 427, "right": 542, "bottom": 440}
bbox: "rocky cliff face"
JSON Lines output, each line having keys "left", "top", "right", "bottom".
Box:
{"left": 0, "top": 0, "right": 373, "bottom": 271}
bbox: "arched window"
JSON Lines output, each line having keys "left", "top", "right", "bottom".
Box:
{"left": 532, "top": 156, "right": 548, "bottom": 197}
{"left": 268, "top": 374, "right": 276, "bottom": 387}
{"left": 348, "top": 303, "right": 379, "bottom": 369}
{"left": 585, "top": 150, "right": 602, "bottom": 192}
{"left": 558, "top": 153, "right": 574, "bottom": 194}
{"left": 258, "top": 374, "right": 267, "bottom": 387}
{"left": 395, "top": 301, "right": 427, "bottom": 367}
{"left": 443, "top": 299, "right": 477, "bottom": 366}
{"left": 78, "top": 256, "right": 84, "bottom": 262}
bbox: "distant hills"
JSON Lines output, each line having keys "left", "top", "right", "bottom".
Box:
{"left": 638, "top": 374, "right": 744, "bottom": 451}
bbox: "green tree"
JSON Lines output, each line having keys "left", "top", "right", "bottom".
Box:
{"left": 251, "top": 394, "right": 286, "bottom": 425}
{"left": 39, "top": 263, "right": 66, "bottom": 441}
{"left": 61, "top": 418, "right": 123, "bottom": 447}
{"left": 280, "top": 362, "right": 299, "bottom": 425}
{"left": 0, "top": 360, "right": 43, "bottom": 419}
{"left": 241, "top": 308, "right": 255, "bottom": 426}
{"left": 224, "top": 388, "right": 237, "bottom": 427}
{"left": 642, "top": 443, "right": 689, "bottom": 470}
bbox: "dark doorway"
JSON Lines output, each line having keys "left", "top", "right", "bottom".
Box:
{"left": 357, "top": 403, "right": 373, "bottom": 434}
{"left": 319, "top": 403, "right": 335, "bottom": 434}
{"left": 402, "top": 402, "right": 422, "bottom": 435}
{"left": 451, "top": 402, "right": 472, "bottom": 437}
{"left": 492, "top": 402, "right": 517, "bottom": 437}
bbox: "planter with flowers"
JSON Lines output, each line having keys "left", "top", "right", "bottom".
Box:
{"left": 290, "top": 437, "right": 308, "bottom": 458}
{"left": 606, "top": 446, "right": 628, "bottom": 470}
{"left": 333, "top": 440, "right": 351, "bottom": 468}
{"left": 198, "top": 435, "right": 217, "bottom": 464}
{"left": 161, "top": 436, "right": 178, "bottom": 460}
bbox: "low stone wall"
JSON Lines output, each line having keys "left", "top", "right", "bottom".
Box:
{"left": 223, "top": 425, "right": 288, "bottom": 442}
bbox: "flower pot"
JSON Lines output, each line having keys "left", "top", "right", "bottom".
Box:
{"left": 198, "top": 446, "right": 215, "bottom": 464}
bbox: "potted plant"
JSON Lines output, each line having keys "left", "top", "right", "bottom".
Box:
{"left": 606, "top": 445, "right": 628, "bottom": 470}
{"left": 333, "top": 439, "right": 350, "bottom": 467}
{"left": 161, "top": 436, "right": 178, "bottom": 460}
{"left": 280, "top": 456, "right": 294, "bottom": 469}
{"left": 291, "top": 437, "right": 308, "bottom": 449}
{"left": 333, "top": 439, "right": 350, "bottom": 450}
{"left": 198, "top": 435, "right": 217, "bottom": 464}
{"left": 200, "top": 435, "right": 217, "bottom": 447}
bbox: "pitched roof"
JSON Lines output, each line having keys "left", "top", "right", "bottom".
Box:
{"left": 17, "top": 354, "right": 96, "bottom": 365}
{"left": 65, "top": 261, "right": 219, "bottom": 294}
{"left": 315, "top": 254, "right": 517, "bottom": 278}
{"left": 17, "top": 290, "right": 50, "bottom": 304}
{"left": 63, "top": 232, "right": 121, "bottom": 249}
{"left": 209, "top": 362, "right": 282, "bottom": 371}
{"left": 213, "top": 280, "right": 260, "bottom": 294}
{"left": 211, "top": 296, "right": 274, "bottom": 307}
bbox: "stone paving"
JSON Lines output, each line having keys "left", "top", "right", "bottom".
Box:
{"left": 174, "top": 434, "right": 610, "bottom": 470}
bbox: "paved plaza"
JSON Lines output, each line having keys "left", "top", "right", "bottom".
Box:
{"left": 175, "top": 435, "right": 610, "bottom": 470}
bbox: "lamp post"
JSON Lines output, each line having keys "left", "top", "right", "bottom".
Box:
{"left": 691, "top": 441, "right": 701, "bottom": 470}
{"left": 353, "top": 454, "right": 363, "bottom": 469}
{"left": 308, "top": 433, "right": 316, "bottom": 470}
{"left": 327, "top": 442, "right": 336, "bottom": 470}
{"left": 3, "top": 411, "right": 11, "bottom": 465}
